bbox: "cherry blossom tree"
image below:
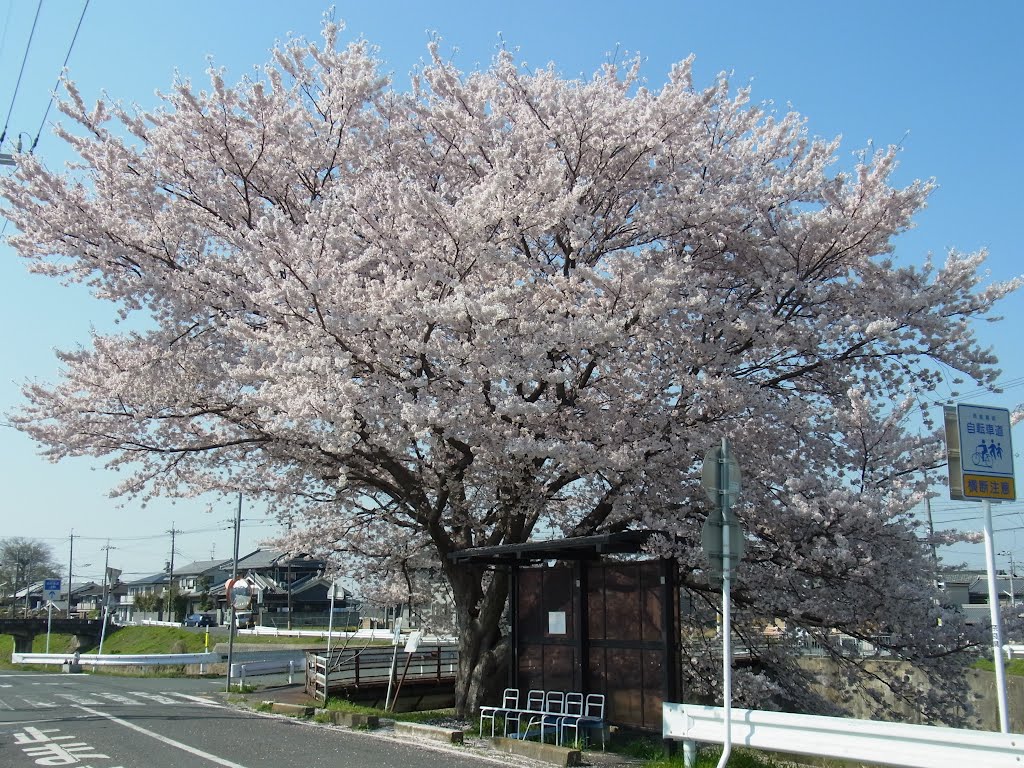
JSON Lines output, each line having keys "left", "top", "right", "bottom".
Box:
{"left": 1, "top": 22, "right": 1017, "bottom": 718}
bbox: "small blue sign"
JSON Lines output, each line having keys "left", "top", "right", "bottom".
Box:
{"left": 44, "top": 578, "right": 61, "bottom": 591}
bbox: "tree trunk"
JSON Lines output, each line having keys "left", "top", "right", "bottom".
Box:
{"left": 447, "top": 561, "right": 511, "bottom": 718}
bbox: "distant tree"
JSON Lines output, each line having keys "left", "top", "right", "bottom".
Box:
{"left": 172, "top": 593, "right": 189, "bottom": 624}
{"left": 0, "top": 21, "right": 1018, "bottom": 719}
{"left": 197, "top": 575, "right": 213, "bottom": 611}
{"left": 133, "top": 591, "right": 157, "bottom": 613}
{"left": 0, "top": 538, "right": 61, "bottom": 614}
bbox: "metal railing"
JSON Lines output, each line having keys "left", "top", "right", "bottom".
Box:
{"left": 12, "top": 651, "right": 221, "bottom": 667}
{"left": 663, "top": 702, "right": 1023, "bottom": 768}
{"left": 305, "top": 645, "right": 458, "bottom": 703}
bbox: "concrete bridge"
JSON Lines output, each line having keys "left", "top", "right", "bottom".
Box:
{"left": 0, "top": 617, "right": 103, "bottom": 653}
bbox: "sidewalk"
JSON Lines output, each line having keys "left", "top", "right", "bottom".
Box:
{"left": 222, "top": 684, "right": 647, "bottom": 768}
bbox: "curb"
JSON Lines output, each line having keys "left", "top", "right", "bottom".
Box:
{"left": 266, "top": 702, "right": 314, "bottom": 717}
{"left": 314, "top": 709, "right": 380, "bottom": 729}
{"left": 393, "top": 721, "right": 464, "bottom": 745}
{"left": 492, "top": 736, "right": 582, "bottom": 767}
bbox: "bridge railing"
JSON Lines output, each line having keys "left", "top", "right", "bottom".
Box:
{"left": 305, "top": 645, "right": 459, "bottom": 703}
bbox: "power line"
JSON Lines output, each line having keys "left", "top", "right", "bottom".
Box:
{"left": 0, "top": 0, "right": 42, "bottom": 150}
{"left": 30, "top": 0, "right": 90, "bottom": 153}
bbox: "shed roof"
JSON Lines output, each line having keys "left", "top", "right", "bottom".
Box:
{"left": 448, "top": 530, "right": 659, "bottom": 566}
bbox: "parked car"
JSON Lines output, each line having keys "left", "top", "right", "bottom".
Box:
{"left": 235, "top": 611, "right": 254, "bottom": 629}
{"left": 184, "top": 613, "right": 217, "bottom": 627}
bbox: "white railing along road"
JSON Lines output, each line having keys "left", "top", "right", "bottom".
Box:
{"left": 12, "top": 652, "right": 221, "bottom": 667}
{"left": 663, "top": 702, "right": 1023, "bottom": 768}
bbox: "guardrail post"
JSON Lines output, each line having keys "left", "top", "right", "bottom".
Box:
{"left": 683, "top": 740, "right": 697, "bottom": 768}
{"left": 237, "top": 666, "right": 246, "bottom": 691}
{"left": 288, "top": 659, "right": 294, "bottom": 684}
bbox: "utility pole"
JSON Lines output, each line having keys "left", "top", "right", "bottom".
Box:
{"left": 67, "top": 531, "right": 74, "bottom": 617}
{"left": 226, "top": 493, "right": 242, "bottom": 693}
{"left": 98, "top": 542, "right": 115, "bottom": 655}
{"left": 165, "top": 524, "right": 180, "bottom": 620}
{"left": 1000, "top": 551, "right": 1016, "bottom": 606}
{"left": 924, "top": 496, "right": 938, "bottom": 567}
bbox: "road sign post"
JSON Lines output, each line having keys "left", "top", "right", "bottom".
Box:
{"left": 944, "top": 404, "right": 1015, "bottom": 733}
{"left": 43, "top": 579, "right": 61, "bottom": 653}
{"left": 700, "top": 438, "right": 743, "bottom": 768}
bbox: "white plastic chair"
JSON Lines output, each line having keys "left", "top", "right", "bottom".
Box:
{"left": 537, "top": 690, "right": 565, "bottom": 744}
{"left": 479, "top": 687, "right": 519, "bottom": 737}
{"left": 507, "top": 689, "right": 544, "bottom": 739}
{"left": 559, "top": 692, "right": 606, "bottom": 749}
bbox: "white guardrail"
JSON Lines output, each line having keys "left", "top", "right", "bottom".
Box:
{"left": 663, "top": 703, "right": 1023, "bottom": 768}
{"left": 1005, "top": 644, "right": 1024, "bottom": 659}
{"left": 12, "top": 652, "right": 221, "bottom": 666}
{"left": 231, "top": 660, "right": 298, "bottom": 687}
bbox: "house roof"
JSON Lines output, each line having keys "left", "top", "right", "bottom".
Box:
{"left": 127, "top": 572, "right": 170, "bottom": 586}
{"left": 235, "top": 548, "right": 323, "bottom": 569}
{"left": 172, "top": 558, "right": 231, "bottom": 576}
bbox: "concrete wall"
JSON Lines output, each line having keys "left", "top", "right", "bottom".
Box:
{"left": 800, "top": 659, "right": 1024, "bottom": 732}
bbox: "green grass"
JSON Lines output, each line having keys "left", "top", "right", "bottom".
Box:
{"left": 322, "top": 697, "right": 459, "bottom": 724}
{"left": 0, "top": 633, "right": 79, "bottom": 670}
{"left": 605, "top": 735, "right": 783, "bottom": 768}
{"left": 87, "top": 626, "right": 207, "bottom": 655}
{"left": 644, "top": 746, "right": 785, "bottom": 768}
{"left": 974, "top": 658, "right": 1024, "bottom": 676}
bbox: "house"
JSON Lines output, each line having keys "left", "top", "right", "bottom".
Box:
{"left": 210, "top": 549, "right": 359, "bottom": 627}
{"left": 66, "top": 580, "right": 126, "bottom": 618}
{"left": 11, "top": 579, "right": 125, "bottom": 618}
{"left": 170, "top": 558, "right": 233, "bottom": 618}
{"left": 939, "top": 568, "right": 1020, "bottom": 624}
{"left": 119, "top": 571, "right": 171, "bottom": 623}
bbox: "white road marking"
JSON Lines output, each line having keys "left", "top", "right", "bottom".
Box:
{"left": 128, "top": 691, "right": 182, "bottom": 705}
{"left": 20, "top": 700, "right": 59, "bottom": 709}
{"left": 95, "top": 692, "right": 144, "bottom": 706}
{"left": 73, "top": 704, "right": 254, "bottom": 768}
{"left": 0, "top": 673, "right": 85, "bottom": 678}
{"left": 171, "top": 692, "right": 223, "bottom": 707}
{"left": 54, "top": 692, "right": 106, "bottom": 706}
{"left": 0, "top": 698, "right": 12, "bottom": 710}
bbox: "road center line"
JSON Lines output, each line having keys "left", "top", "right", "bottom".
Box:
{"left": 73, "top": 705, "right": 253, "bottom": 768}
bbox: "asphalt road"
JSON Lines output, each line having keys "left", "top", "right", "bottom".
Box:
{"left": 0, "top": 671, "right": 494, "bottom": 768}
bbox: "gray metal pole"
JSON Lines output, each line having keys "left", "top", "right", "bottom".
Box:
{"left": 983, "top": 499, "right": 1010, "bottom": 732}
{"left": 225, "top": 493, "right": 242, "bottom": 693}
{"left": 716, "top": 436, "right": 733, "bottom": 768}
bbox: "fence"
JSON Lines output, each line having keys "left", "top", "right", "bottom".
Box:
{"left": 663, "top": 702, "right": 1023, "bottom": 768}
{"left": 305, "top": 644, "right": 458, "bottom": 703}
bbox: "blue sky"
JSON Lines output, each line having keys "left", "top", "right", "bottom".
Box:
{"left": 1, "top": 1, "right": 1022, "bottom": 582}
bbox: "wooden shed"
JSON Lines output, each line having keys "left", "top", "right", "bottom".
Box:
{"left": 450, "top": 530, "right": 681, "bottom": 732}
